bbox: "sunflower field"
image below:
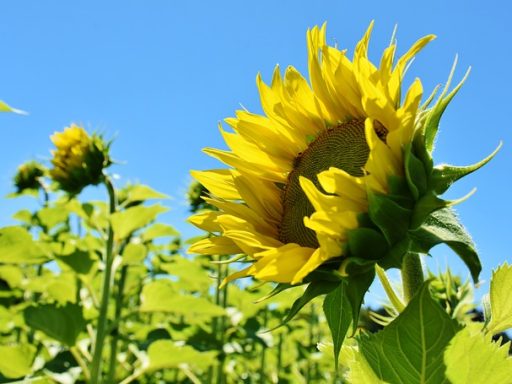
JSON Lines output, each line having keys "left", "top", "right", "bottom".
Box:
{"left": 1, "top": 18, "right": 512, "bottom": 384}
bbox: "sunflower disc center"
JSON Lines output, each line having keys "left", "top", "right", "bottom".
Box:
{"left": 279, "top": 119, "right": 369, "bottom": 248}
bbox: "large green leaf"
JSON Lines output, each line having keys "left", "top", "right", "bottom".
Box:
{"left": 0, "top": 344, "right": 36, "bottom": 378}
{"left": 359, "top": 282, "right": 461, "bottom": 383}
{"left": 444, "top": 324, "right": 512, "bottom": 384}
{"left": 409, "top": 208, "right": 481, "bottom": 282}
{"left": 340, "top": 345, "right": 387, "bottom": 384}
{"left": 147, "top": 340, "right": 217, "bottom": 371}
{"left": 23, "top": 303, "right": 86, "bottom": 346}
{"left": 0, "top": 226, "right": 49, "bottom": 264}
{"left": 111, "top": 204, "right": 169, "bottom": 240}
{"left": 486, "top": 262, "right": 512, "bottom": 334}
{"left": 56, "top": 249, "right": 96, "bottom": 275}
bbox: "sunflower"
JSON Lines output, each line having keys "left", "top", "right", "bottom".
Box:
{"left": 188, "top": 23, "right": 486, "bottom": 287}
{"left": 50, "top": 124, "right": 111, "bottom": 195}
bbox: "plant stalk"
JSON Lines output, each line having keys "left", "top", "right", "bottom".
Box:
{"left": 90, "top": 176, "right": 117, "bottom": 384}
{"left": 401, "top": 252, "right": 424, "bottom": 303}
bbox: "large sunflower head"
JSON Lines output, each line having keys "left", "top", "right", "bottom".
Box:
{"left": 50, "top": 124, "right": 111, "bottom": 195}
{"left": 188, "top": 23, "right": 497, "bottom": 288}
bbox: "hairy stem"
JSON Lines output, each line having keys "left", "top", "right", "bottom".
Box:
{"left": 401, "top": 252, "right": 424, "bottom": 303}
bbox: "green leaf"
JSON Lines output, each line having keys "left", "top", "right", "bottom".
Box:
{"left": 323, "top": 281, "right": 352, "bottom": 368}
{"left": 0, "top": 344, "right": 36, "bottom": 378}
{"left": 147, "top": 340, "right": 217, "bottom": 371}
{"left": 141, "top": 223, "right": 179, "bottom": 242}
{"left": 123, "top": 184, "right": 169, "bottom": 205}
{"left": 140, "top": 280, "right": 225, "bottom": 321}
{"left": 278, "top": 280, "right": 340, "bottom": 328}
{"left": 444, "top": 324, "right": 512, "bottom": 384}
{"left": 12, "top": 209, "right": 34, "bottom": 225}
{"left": 56, "top": 249, "right": 96, "bottom": 275}
{"left": 122, "top": 243, "right": 147, "bottom": 265}
{"left": 23, "top": 303, "right": 86, "bottom": 346}
{"left": 368, "top": 191, "right": 411, "bottom": 245}
{"left": 486, "top": 262, "right": 512, "bottom": 334}
{"left": 430, "top": 141, "right": 502, "bottom": 194}
{"left": 36, "top": 207, "right": 69, "bottom": 230}
{"left": 0, "top": 226, "right": 49, "bottom": 264}
{"left": 0, "top": 265, "right": 23, "bottom": 288}
{"left": 46, "top": 273, "right": 77, "bottom": 304}
{"left": 341, "top": 345, "right": 387, "bottom": 384}
{"left": 159, "top": 256, "right": 212, "bottom": 292}
{"left": 359, "top": 282, "right": 461, "bottom": 383}
{"left": 408, "top": 208, "right": 481, "bottom": 282}
{"left": 111, "top": 204, "right": 169, "bottom": 240}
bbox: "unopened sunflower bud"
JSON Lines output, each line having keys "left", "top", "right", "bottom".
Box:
{"left": 13, "top": 161, "right": 47, "bottom": 193}
{"left": 50, "top": 124, "right": 111, "bottom": 195}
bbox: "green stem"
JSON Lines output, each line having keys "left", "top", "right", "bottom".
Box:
{"left": 106, "top": 264, "right": 128, "bottom": 384}
{"left": 401, "top": 252, "right": 424, "bottom": 303}
{"left": 259, "top": 307, "right": 268, "bottom": 384}
{"left": 90, "top": 177, "right": 117, "bottom": 384}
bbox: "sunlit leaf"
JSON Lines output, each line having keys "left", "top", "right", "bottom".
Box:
{"left": 140, "top": 280, "right": 225, "bottom": 321}
{"left": 444, "top": 324, "right": 512, "bottom": 384}
{"left": 122, "top": 242, "right": 147, "bottom": 265}
{"left": 111, "top": 204, "right": 169, "bottom": 240}
{"left": 486, "top": 262, "right": 512, "bottom": 334}
{"left": 0, "top": 344, "right": 36, "bottom": 378}
{"left": 0, "top": 265, "right": 23, "bottom": 288}
{"left": 0, "top": 226, "right": 49, "bottom": 264}
{"left": 358, "top": 282, "right": 460, "bottom": 383}
{"left": 147, "top": 340, "right": 217, "bottom": 371}
{"left": 141, "top": 223, "right": 179, "bottom": 242}
{"left": 123, "top": 184, "right": 169, "bottom": 205}
{"left": 36, "top": 207, "right": 69, "bottom": 230}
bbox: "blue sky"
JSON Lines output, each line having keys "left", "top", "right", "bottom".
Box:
{"left": 1, "top": 0, "right": 510, "bottom": 303}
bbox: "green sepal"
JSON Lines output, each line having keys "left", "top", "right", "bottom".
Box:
{"left": 423, "top": 59, "right": 469, "bottom": 154}
{"left": 274, "top": 280, "right": 340, "bottom": 330}
{"left": 347, "top": 228, "right": 389, "bottom": 260}
{"left": 339, "top": 257, "right": 377, "bottom": 276}
{"left": 367, "top": 191, "right": 411, "bottom": 245}
{"left": 410, "top": 188, "right": 476, "bottom": 229}
{"left": 408, "top": 208, "right": 481, "bottom": 282}
{"left": 430, "top": 141, "right": 502, "bottom": 194}
{"left": 404, "top": 143, "right": 428, "bottom": 200}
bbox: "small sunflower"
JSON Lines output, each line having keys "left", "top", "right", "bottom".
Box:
{"left": 50, "top": 124, "right": 111, "bottom": 195}
{"left": 188, "top": 23, "right": 496, "bottom": 287}
{"left": 13, "top": 161, "right": 47, "bottom": 193}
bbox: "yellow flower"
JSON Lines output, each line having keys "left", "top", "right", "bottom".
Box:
{"left": 188, "top": 23, "right": 435, "bottom": 285}
{"left": 50, "top": 124, "right": 110, "bottom": 195}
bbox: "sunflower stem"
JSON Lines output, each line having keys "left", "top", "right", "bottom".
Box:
{"left": 401, "top": 252, "right": 424, "bottom": 303}
{"left": 90, "top": 176, "right": 117, "bottom": 384}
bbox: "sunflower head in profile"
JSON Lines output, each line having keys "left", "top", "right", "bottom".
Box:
{"left": 188, "top": 23, "right": 498, "bottom": 297}
{"left": 50, "top": 124, "right": 111, "bottom": 195}
{"left": 13, "top": 160, "right": 47, "bottom": 194}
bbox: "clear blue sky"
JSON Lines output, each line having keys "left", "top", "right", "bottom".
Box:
{"left": 1, "top": 0, "right": 510, "bottom": 304}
